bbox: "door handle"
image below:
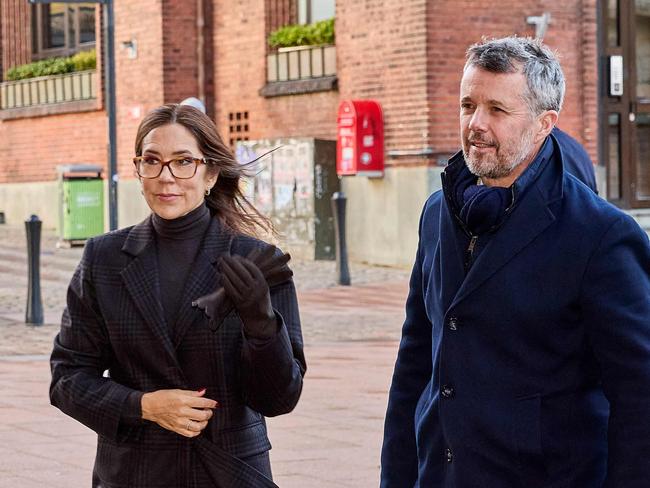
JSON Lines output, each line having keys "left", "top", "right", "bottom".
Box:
{"left": 630, "top": 102, "right": 637, "bottom": 122}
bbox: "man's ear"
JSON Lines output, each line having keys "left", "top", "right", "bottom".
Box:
{"left": 535, "top": 110, "right": 559, "bottom": 143}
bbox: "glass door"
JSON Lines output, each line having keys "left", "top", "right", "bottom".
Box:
{"left": 600, "top": 0, "right": 650, "bottom": 207}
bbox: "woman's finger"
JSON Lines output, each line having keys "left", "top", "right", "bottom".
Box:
{"left": 226, "top": 255, "right": 256, "bottom": 283}
{"left": 238, "top": 257, "right": 265, "bottom": 282}
{"left": 260, "top": 253, "right": 291, "bottom": 276}
{"left": 246, "top": 246, "right": 276, "bottom": 265}
{"left": 222, "top": 273, "right": 244, "bottom": 304}
{"left": 220, "top": 257, "right": 249, "bottom": 295}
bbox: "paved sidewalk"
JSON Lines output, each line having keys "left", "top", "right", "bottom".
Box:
{"left": 0, "top": 224, "right": 410, "bottom": 487}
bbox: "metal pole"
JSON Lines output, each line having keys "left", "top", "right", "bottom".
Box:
{"left": 25, "top": 215, "right": 44, "bottom": 325}
{"left": 104, "top": 0, "right": 118, "bottom": 230}
{"left": 331, "top": 192, "right": 351, "bottom": 286}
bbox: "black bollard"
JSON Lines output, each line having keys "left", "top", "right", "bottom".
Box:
{"left": 331, "top": 192, "right": 351, "bottom": 286}
{"left": 25, "top": 215, "right": 44, "bottom": 325}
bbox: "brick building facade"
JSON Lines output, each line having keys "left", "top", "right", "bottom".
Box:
{"left": 0, "top": 1, "right": 647, "bottom": 265}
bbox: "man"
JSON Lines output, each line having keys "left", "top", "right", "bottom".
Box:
{"left": 381, "top": 37, "right": 650, "bottom": 487}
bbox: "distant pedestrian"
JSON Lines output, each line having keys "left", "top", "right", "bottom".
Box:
{"left": 50, "top": 104, "right": 306, "bottom": 487}
{"left": 381, "top": 36, "right": 650, "bottom": 487}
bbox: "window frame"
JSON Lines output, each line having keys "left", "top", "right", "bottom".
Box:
{"left": 31, "top": 3, "right": 97, "bottom": 60}
{"left": 297, "top": 0, "right": 335, "bottom": 24}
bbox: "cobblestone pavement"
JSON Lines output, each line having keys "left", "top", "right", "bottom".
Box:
{"left": 0, "top": 223, "right": 411, "bottom": 487}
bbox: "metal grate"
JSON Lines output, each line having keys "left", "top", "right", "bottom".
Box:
{"left": 229, "top": 111, "right": 249, "bottom": 148}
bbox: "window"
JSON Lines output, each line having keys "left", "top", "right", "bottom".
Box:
{"left": 32, "top": 3, "right": 96, "bottom": 59}
{"left": 297, "top": 0, "right": 335, "bottom": 24}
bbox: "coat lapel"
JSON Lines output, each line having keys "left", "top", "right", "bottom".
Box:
{"left": 447, "top": 138, "right": 565, "bottom": 310}
{"left": 120, "top": 217, "right": 178, "bottom": 366}
{"left": 449, "top": 179, "right": 558, "bottom": 310}
{"left": 437, "top": 196, "right": 467, "bottom": 312}
{"left": 172, "top": 217, "right": 234, "bottom": 348}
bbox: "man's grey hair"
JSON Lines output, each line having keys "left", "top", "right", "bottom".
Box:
{"left": 464, "top": 36, "right": 565, "bottom": 115}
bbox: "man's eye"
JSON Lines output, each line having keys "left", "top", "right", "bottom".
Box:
{"left": 461, "top": 103, "right": 474, "bottom": 110}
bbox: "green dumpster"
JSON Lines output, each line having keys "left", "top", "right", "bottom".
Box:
{"left": 57, "top": 165, "right": 104, "bottom": 241}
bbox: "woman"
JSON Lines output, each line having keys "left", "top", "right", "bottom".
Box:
{"left": 50, "top": 104, "right": 306, "bottom": 488}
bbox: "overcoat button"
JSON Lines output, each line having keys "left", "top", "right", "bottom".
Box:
{"left": 448, "top": 317, "right": 458, "bottom": 330}
{"left": 446, "top": 448, "right": 453, "bottom": 463}
{"left": 441, "top": 385, "right": 455, "bottom": 398}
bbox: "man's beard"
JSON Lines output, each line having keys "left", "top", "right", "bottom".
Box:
{"left": 462, "top": 128, "right": 536, "bottom": 180}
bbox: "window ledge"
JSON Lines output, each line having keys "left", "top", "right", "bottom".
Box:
{"left": 259, "top": 76, "right": 338, "bottom": 98}
{"left": 0, "top": 98, "right": 100, "bottom": 120}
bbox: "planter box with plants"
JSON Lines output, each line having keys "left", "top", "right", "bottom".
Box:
{"left": 266, "top": 19, "right": 336, "bottom": 83}
{"left": 1, "top": 50, "right": 97, "bottom": 110}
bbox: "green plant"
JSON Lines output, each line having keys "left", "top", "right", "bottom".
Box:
{"left": 5, "top": 49, "right": 96, "bottom": 81}
{"left": 70, "top": 49, "right": 96, "bottom": 71}
{"left": 268, "top": 18, "right": 335, "bottom": 49}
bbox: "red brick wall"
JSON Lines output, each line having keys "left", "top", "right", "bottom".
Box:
{"left": 1, "top": 0, "right": 31, "bottom": 79}
{"left": 212, "top": 0, "right": 337, "bottom": 149}
{"left": 113, "top": 0, "right": 165, "bottom": 179}
{"left": 0, "top": 1, "right": 105, "bottom": 186}
{"left": 0, "top": 0, "right": 600, "bottom": 186}
{"left": 337, "top": 0, "right": 431, "bottom": 166}
{"left": 426, "top": 1, "right": 598, "bottom": 163}
{"left": 161, "top": 0, "right": 199, "bottom": 104}
{"left": 0, "top": 111, "right": 106, "bottom": 183}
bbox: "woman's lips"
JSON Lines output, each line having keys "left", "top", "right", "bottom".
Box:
{"left": 156, "top": 193, "right": 181, "bottom": 202}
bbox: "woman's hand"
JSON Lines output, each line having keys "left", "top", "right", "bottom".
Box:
{"left": 141, "top": 388, "right": 218, "bottom": 438}
{"left": 219, "top": 255, "right": 278, "bottom": 340}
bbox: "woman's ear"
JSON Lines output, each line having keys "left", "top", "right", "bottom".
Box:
{"left": 207, "top": 168, "right": 220, "bottom": 190}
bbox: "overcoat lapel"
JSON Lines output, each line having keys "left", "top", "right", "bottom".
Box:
{"left": 120, "top": 217, "right": 178, "bottom": 367}
{"left": 449, "top": 180, "right": 558, "bottom": 310}
{"left": 437, "top": 196, "right": 467, "bottom": 313}
{"left": 172, "top": 218, "right": 233, "bottom": 347}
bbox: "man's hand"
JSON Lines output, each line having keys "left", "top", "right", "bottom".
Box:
{"left": 141, "top": 388, "right": 218, "bottom": 438}
{"left": 219, "top": 254, "right": 278, "bottom": 340}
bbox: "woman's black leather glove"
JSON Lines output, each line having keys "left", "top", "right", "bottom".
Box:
{"left": 192, "top": 246, "right": 292, "bottom": 334}
{"left": 219, "top": 254, "right": 277, "bottom": 339}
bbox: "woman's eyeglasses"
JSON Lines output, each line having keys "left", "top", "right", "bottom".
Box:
{"left": 133, "top": 156, "right": 210, "bottom": 179}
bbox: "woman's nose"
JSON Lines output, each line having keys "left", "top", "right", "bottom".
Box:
{"left": 158, "top": 164, "right": 175, "bottom": 182}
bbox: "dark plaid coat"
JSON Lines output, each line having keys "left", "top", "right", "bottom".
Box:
{"left": 50, "top": 216, "right": 306, "bottom": 488}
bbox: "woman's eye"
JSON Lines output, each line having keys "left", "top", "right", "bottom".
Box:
{"left": 177, "top": 158, "right": 194, "bottom": 166}
{"left": 143, "top": 157, "right": 160, "bottom": 165}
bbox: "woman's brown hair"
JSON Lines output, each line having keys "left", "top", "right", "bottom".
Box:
{"left": 134, "top": 104, "right": 272, "bottom": 237}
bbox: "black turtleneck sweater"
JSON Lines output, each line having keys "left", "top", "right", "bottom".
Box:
{"left": 151, "top": 202, "right": 211, "bottom": 329}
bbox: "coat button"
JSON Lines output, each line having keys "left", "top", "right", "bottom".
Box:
{"left": 441, "top": 384, "right": 455, "bottom": 398}
{"left": 447, "top": 317, "right": 458, "bottom": 330}
{"left": 446, "top": 448, "right": 453, "bottom": 463}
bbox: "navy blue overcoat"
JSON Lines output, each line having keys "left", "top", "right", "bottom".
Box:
{"left": 381, "top": 135, "right": 650, "bottom": 487}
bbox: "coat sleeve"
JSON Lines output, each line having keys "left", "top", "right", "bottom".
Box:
{"left": 380, "top": 211, "right": 434, "bottom": 488}
{"left": 580, "top": 215, "right": 650, "bottom": 486}
{"left": 50, "top": 238, "right": 144, "bottom": 442}
{"left": 240, "top": 275, "right": 306, "bottom": 417}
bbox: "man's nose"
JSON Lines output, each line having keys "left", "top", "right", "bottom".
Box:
{"left": 467, "top": 108, "right": 488, "bottom": 133}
